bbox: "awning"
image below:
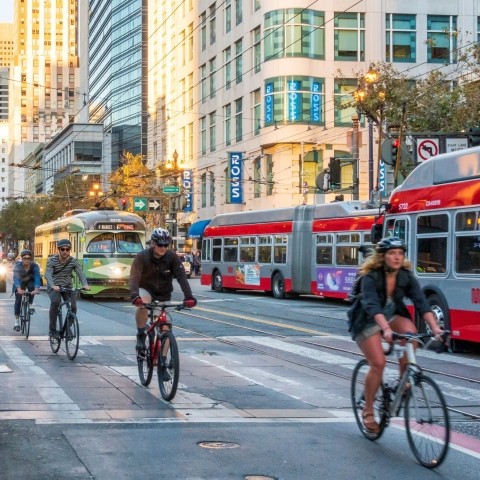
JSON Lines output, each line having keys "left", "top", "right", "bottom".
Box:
{"left": 186, "top": 219, "right": 211, "bottom": 239}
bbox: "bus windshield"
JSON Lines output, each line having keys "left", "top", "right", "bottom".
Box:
{"left": 86, "top": 233, "right": 143, "bottom": 254}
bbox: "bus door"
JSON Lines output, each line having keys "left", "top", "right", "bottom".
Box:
{"left": 291, "top": 206, "right": 315, "bottom": 293}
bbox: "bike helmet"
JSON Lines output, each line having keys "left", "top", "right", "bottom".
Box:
{"left": 20, "top": 249, "right": 32, "bottom": 258}
{"left": 150, "top": 227, "right": 171, "bottom": 245}
{"left": 375, "top": 236, "right": 407, "bottom": 253}
{"left": 57, "top": 239, "right": 72, "bottom": 249}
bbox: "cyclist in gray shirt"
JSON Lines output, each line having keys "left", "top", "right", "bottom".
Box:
{"left": 45, "top": 239, "right": 90, "bottom": 336}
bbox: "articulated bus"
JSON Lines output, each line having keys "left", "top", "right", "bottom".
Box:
{"left": 34, "top": 209, "right": 146, "bottom": 298}
{"left": 200, "top": 201, "right": 378, "bottom": 300}
{"left": 371, "top": 146, "right": 480, "bottom": 347}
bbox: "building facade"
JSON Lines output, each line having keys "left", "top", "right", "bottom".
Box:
{"left": 147, "top": 0, "right": 478, "bottom": 235}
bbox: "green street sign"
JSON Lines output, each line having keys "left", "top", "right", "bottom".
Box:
{"left": 133, "top": 197, "right": 147, "bottom": 211}
{"left": 163, "top": 186, "right": 180, "bottom": 194}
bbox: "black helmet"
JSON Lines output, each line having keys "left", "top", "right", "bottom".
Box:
{"left": 376, "top": 236, "right": 407, "bottom": 253}
{"left": 151, "top": 227, "right": 171, "bottom": 245}
{"left": 57, "top": 239, "right": 72, "bottom": 249}
{"left": 20, "top": 249, "right": 32, "bottom": 258}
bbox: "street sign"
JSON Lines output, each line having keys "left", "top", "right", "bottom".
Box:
{"left": 148, "top": 198, "right": 161, "bottom": 211}
{"left": 163, "top": 186, "right": 180, "bottom": 194}
{"left": 416, "top": 138, "right": 439, "bottom": 162}
{"left": 165, "top": 219, "right": 177, "bottom": 223}
{"left": 133, "top": 197, "right": 147, "bottom": 211}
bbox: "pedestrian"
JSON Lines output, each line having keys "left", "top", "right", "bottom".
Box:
{"left": 129, "top": 227, "right": 197, "bottom": 352}
{"left": 12, "top": 249, "right": 41, "bottom": 331}
{"left": 193, "top": 251, "right": 201, "bottom": 276}
{"left": 349, "top": 237, "right": 443, "bottom": 434}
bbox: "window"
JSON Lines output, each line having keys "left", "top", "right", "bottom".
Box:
{"left": 200, "top": 11, "right": 207, "bottom": 51}
{"left": 258, "top": 236, "right": 272, "bottom": 263}
{"left": 273, "top": 235, "right": 288, "bottom": 263}
{"left": 264, "top": 76, "right": 324, "bottom": 126}
{"left": 201, "top": 173, "right": 207, "bottom": 207}
{"left": 240, "top": 237, "right": 256, "bottom": 262}
{"left": 427, "top": 15, "right": 457, "bottom": 63}
{"left": 115, "top": 233, "right": 143, "bottom": 253}
{"left": 235, "top": 0, "right": 242, "bottom": 26}
{"left": 253, "top": 155, "right": 261, "bottom": 198}
{"left": 225, "top": 47, "right": 232, "bottom": 89}
{"left": 235, "top": 98, "right": 243, "bottom": 142}
{"left": 252, "top": 88, "right": 261, "bottom": 135}
{"left": 87, "top": 234, "right": 114, "bottom": 254}
{"left": 212, "top": 238, "right": 222, "bottom": 261}
{"left": 334, "top": 79, "right": 357, "bottom": 127}
{"left": 235, "top": 39, "right": 243, "bottom": 84}
{"left": 225, "top": 0, "right": 231, "bottom": 33}
{"left": 201, "top": 64, "right": 207, "bottom": 102}
{"left": 316, "top": 234, "right": 333, "bottom": 265}
{"left": 252, "top": 26, "right": 261, "bottom": 73}
{"left": 416, "top": 214, "right": 448, "bottom": 274}
{"left": 224, "top": 237, "right": 239, "bottom": 262}
{"left": 455, "top": 210, "right": 480, "bottom": 274}
{"left": 266, "top": 154, "right": 273, "bottom": 196}
{"left": 254, "top": 0, "right": 261, "bottom": 12}
{"left": 210, "top": 3, "right": 216, "bottom": 45}
{"left": 209, "top": 112, "right": 216, "bottom": 152}
{"left": 209, "top": 171, "right": 215, "bottom": 206}
{"left": 265, "top": 9, "right": 325, "bottom": 60}
{"left": 386, "top": 14, "right": 416, "bottom": 62}
{"left": 336, "top": 233, "right": 360, "bottom": 266}
{"left": 224, "top": 103, "right": 232, "bottom": 147}
{"left": 209, "top": 57, "right": 216, "bottom": 98}
{"left": 334, "top": 12, "right": 365, "bottom": 61}
{"left": 200, "top": 116, "right": 207, "bottom": 155}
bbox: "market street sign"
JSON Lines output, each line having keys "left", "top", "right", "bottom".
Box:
{"left": 163, "top": 186, "right": 180, "bottom": 194}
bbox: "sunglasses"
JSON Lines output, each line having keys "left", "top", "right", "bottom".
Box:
{"left": 22, "top": 257, "right": 31, "bottom": 260}
{"left": 59, "top": 248, "right": 71, "bottom": 252}
{"left": 154, "top": 243, "right": 169, "bottom": 248}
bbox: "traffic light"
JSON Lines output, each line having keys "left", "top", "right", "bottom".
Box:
{"left": 328, "top": 157, "right": 341, "bottom": 188}
{"left": 121, "top": 198, "right": 127, "bottom": 210}
{"left": 391, "top": 138, "right": 400, "bottom": 165}
{"left": 468, "top": 127, "right": 480, "bottom": 147}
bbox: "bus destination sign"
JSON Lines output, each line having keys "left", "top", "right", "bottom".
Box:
{"left": 95, "top": 223, "right": 136, "bottom": 231}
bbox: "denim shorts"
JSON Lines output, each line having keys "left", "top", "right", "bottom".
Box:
{"left": 354, "top": 302, "right": 398, "bottom": 346}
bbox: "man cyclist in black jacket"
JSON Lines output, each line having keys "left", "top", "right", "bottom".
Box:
{"left": 129, "top": 227, "right": 197, "bottom": 351}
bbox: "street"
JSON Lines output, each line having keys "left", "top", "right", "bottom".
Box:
{"left": 1, "top": 273, "right": 479, "bottom": 479}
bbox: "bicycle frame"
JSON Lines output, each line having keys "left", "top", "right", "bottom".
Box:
{"left": 145, "top": 309, "right": 171, "bottom": 366}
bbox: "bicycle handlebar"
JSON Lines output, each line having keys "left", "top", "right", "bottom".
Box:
{"left": 141, "top": 301, "right": 188, "bottom": 312}
{"left": 385, "top": 330, "right": 451, "bottom": 354}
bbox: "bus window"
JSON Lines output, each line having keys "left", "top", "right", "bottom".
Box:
{"left": 336, "top": 232, "right": 360, "bottom": 266}
{"left": 273, "top": 235, "right": 288, "bottom": 263}
{"left": 316, "top": 234, "right": 333, "bottom": 265}
{"left": 223, "top": 238, "right": 238, "bottom": 262}
{"left": 385, "top": 218, "right": 408, "bottom": 243}
{"left": 455, "top": 211, "right": 480, "bottom": 273}
{"left": 258, "top": 236, "right": 272, "bottom": 263}
{"left": 212, "top": 238, "right": 222, "bottom": 262}
{"left": 115, "top": 233, "right": 143, "bottom": 253}
{"left": 87, "top": 234, "right": 114, "bottom": 253}
{"left": 202, "top": 239, "right": 211, "bottom": 261}
{"left": 239, "top": 237, "right": 256, "bottom": 262}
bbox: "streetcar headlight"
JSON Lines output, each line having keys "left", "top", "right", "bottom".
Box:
{"left": 0, "top": 265, "right": 6, "bottom": 275}
{"left": 112, "top": 267, "right": 123, "bottom": 276}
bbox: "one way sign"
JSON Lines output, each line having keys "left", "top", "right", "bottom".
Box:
{"left": 148, "top": 198, "right": 161, "bottom": 211}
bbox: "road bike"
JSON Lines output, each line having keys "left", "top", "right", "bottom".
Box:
{"left": 351, "top": 332, "right": 450, "bottom": 468}
{"left": 49, "top": 287, "right": 84, "bottom": 360}
{"left": 137, "top": 301, "right": 188, "bottom": 401}
{"left": 19, "top": 291, "right": 36, "bottom": 339}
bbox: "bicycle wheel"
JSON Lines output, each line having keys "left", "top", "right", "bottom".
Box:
{"left": 351, "top": 359, "right": 388, "bottom": 440}
{"left": 404, "top": 375, "right": 450, "bottom": 468}
{"left": 157, "top": 331, "right": 180, "bottom": 401}
{"left": 65, "top": 312, "right": 80, "bottom": 360}
{"left": 49, "top": 312, "right": 62, "bottom": 353}
{"left": 23, "top": 300, "right": 31, "bottom": 339}
{"left": 137, "top": 330, "right": 155, "bottom": 386}
{"left": 20, "top": 299, "right": 27, "bottom": 335}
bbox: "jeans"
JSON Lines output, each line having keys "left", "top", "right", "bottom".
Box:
{"left": 48, "top": 289, "right": 77, "bottom": 331}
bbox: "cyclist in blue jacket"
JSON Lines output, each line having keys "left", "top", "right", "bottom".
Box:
{"left": 13, "top": 249, "right": 41, "bottom": 331}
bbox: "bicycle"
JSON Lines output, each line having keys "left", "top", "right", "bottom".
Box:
{"left": 137, "top": 301, "right": 189, "bottom": 401}
{"left": 351, "top": 332, "right": 450, "bottom": 469}
{"left": 49, "top": 287, "right": 84, "bottom": 361}
{"left": 19, "top": 291, "right": 36, "bottom": 339}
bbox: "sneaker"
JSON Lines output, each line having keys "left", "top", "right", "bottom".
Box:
{"left": 161, "top": 367, "right": 172, "bottom": 381}
{"left": 49, "top": 329, "right": 57, "bottom": 337}
{"left": 135, "top": 333, "right": 146, "bottom": 351}
{"left": 14, "top": 325, "right": 20, "bottom": 332}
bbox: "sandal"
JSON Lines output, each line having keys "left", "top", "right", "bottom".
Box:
{"left": 362, "top": 412, "right": 380, "bottom": 433}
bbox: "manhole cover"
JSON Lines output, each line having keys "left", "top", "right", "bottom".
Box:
{"left": 244, "top": 476, "right": 276, "bottom": 480}
{"left": 198, "top": 441, "right": 240, "bottom": 449}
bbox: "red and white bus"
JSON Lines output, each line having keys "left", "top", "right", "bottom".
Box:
{"left": 200, "top": 201, "right": 378, "bottom": 300}
{"left": 371, "top": 146, "right": 480, "bottom": 346}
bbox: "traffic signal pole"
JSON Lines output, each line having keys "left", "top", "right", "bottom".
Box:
{"left": 393, "top": 104, "right": 406, "bottom": 188}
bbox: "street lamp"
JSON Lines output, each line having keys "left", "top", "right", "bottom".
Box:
{"left": 354, "top": 66, "right": 386, "bottom": 202}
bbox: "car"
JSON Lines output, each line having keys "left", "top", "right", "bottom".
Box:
{"left": 0, "top": 262, "right": 7, "bottom": 293}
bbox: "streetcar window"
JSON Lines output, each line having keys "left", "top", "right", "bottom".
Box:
{"left": 212, "top": 238, "right": 222, "bottom": 262}
{"left": 258, "top": 236, "right": 272, "bottom": 263}
{"left": 86, "top": 234, "right": 114, "bottom": 253}
{"left": 223, "top": 237, "right": 238, "bottom": 262}
{"left": 455, "top": 235, "right": 480, "bottom": 274}
{"left": 115, "top": 233, "right": 143, "bottom": 253}
{"left": 273, "top": 235, "right": 287, "bottom": 263}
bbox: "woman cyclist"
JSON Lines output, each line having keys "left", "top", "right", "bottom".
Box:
{"left": 349, "top": 237, "right": 443, "bottom": 434}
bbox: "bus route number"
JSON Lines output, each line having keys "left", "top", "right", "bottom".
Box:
{"left": 398, "top": 203, "right": 409, "bottom": 211}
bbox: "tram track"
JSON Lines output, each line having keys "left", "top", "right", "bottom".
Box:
{"left": 89, "top": 298, "right": 480, "bottom": 421}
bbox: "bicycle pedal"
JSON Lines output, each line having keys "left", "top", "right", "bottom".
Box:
{"left": 29, "top": 308, "right": 35, "bottom": 315}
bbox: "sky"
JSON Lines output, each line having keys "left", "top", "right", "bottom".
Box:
{"left": 0, "top": 0, "right": 14, "bottom": 23}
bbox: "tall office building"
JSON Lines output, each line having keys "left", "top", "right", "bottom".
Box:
{"left": 88, "top": 0, "right": 148, "bottom": 171}
{"left": 0, "top": 24, "right": 15, "bottom": 67}
{"left": 148, "top": 0, "right": 478, "bottom": 232}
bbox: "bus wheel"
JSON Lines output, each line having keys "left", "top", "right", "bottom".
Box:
{"left": 271, "top": 273, "right": 285, "bottom": 299}
{"left": 426, "top": 294, "right": 450, "bottom": 332}
{"left": 212, "top": 270, "right": 223, "bottom": 292}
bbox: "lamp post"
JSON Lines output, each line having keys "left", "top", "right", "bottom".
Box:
{"left": 354, "top": 67, "right": 385, "bottom": 203}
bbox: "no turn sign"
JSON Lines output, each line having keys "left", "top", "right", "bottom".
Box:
{"left": 417, "top": 138, "right": 440, "bottom": 162}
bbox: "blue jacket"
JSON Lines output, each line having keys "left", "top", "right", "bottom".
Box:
{"left": 13, "top": 260, "right": 41, "bottom": 291}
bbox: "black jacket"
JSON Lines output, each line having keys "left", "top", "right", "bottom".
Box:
{"left": 350, "top": 267, "right": 431, "bottom": 339}
{"left": 129, "top": 248, "right": 193, "bottom": 301}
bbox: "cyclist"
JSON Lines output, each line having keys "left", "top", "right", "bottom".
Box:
{"left": 44, "top": 239, "right": 90, "bottom": 336}
{"left": 12, "top": 249, "right": 41, "bottom": 331}
{"left": 129, "top": 227, "right": 197, "bottom": 351}
{"left": 349, "top": 236, "right": 443, "bottom": 434}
